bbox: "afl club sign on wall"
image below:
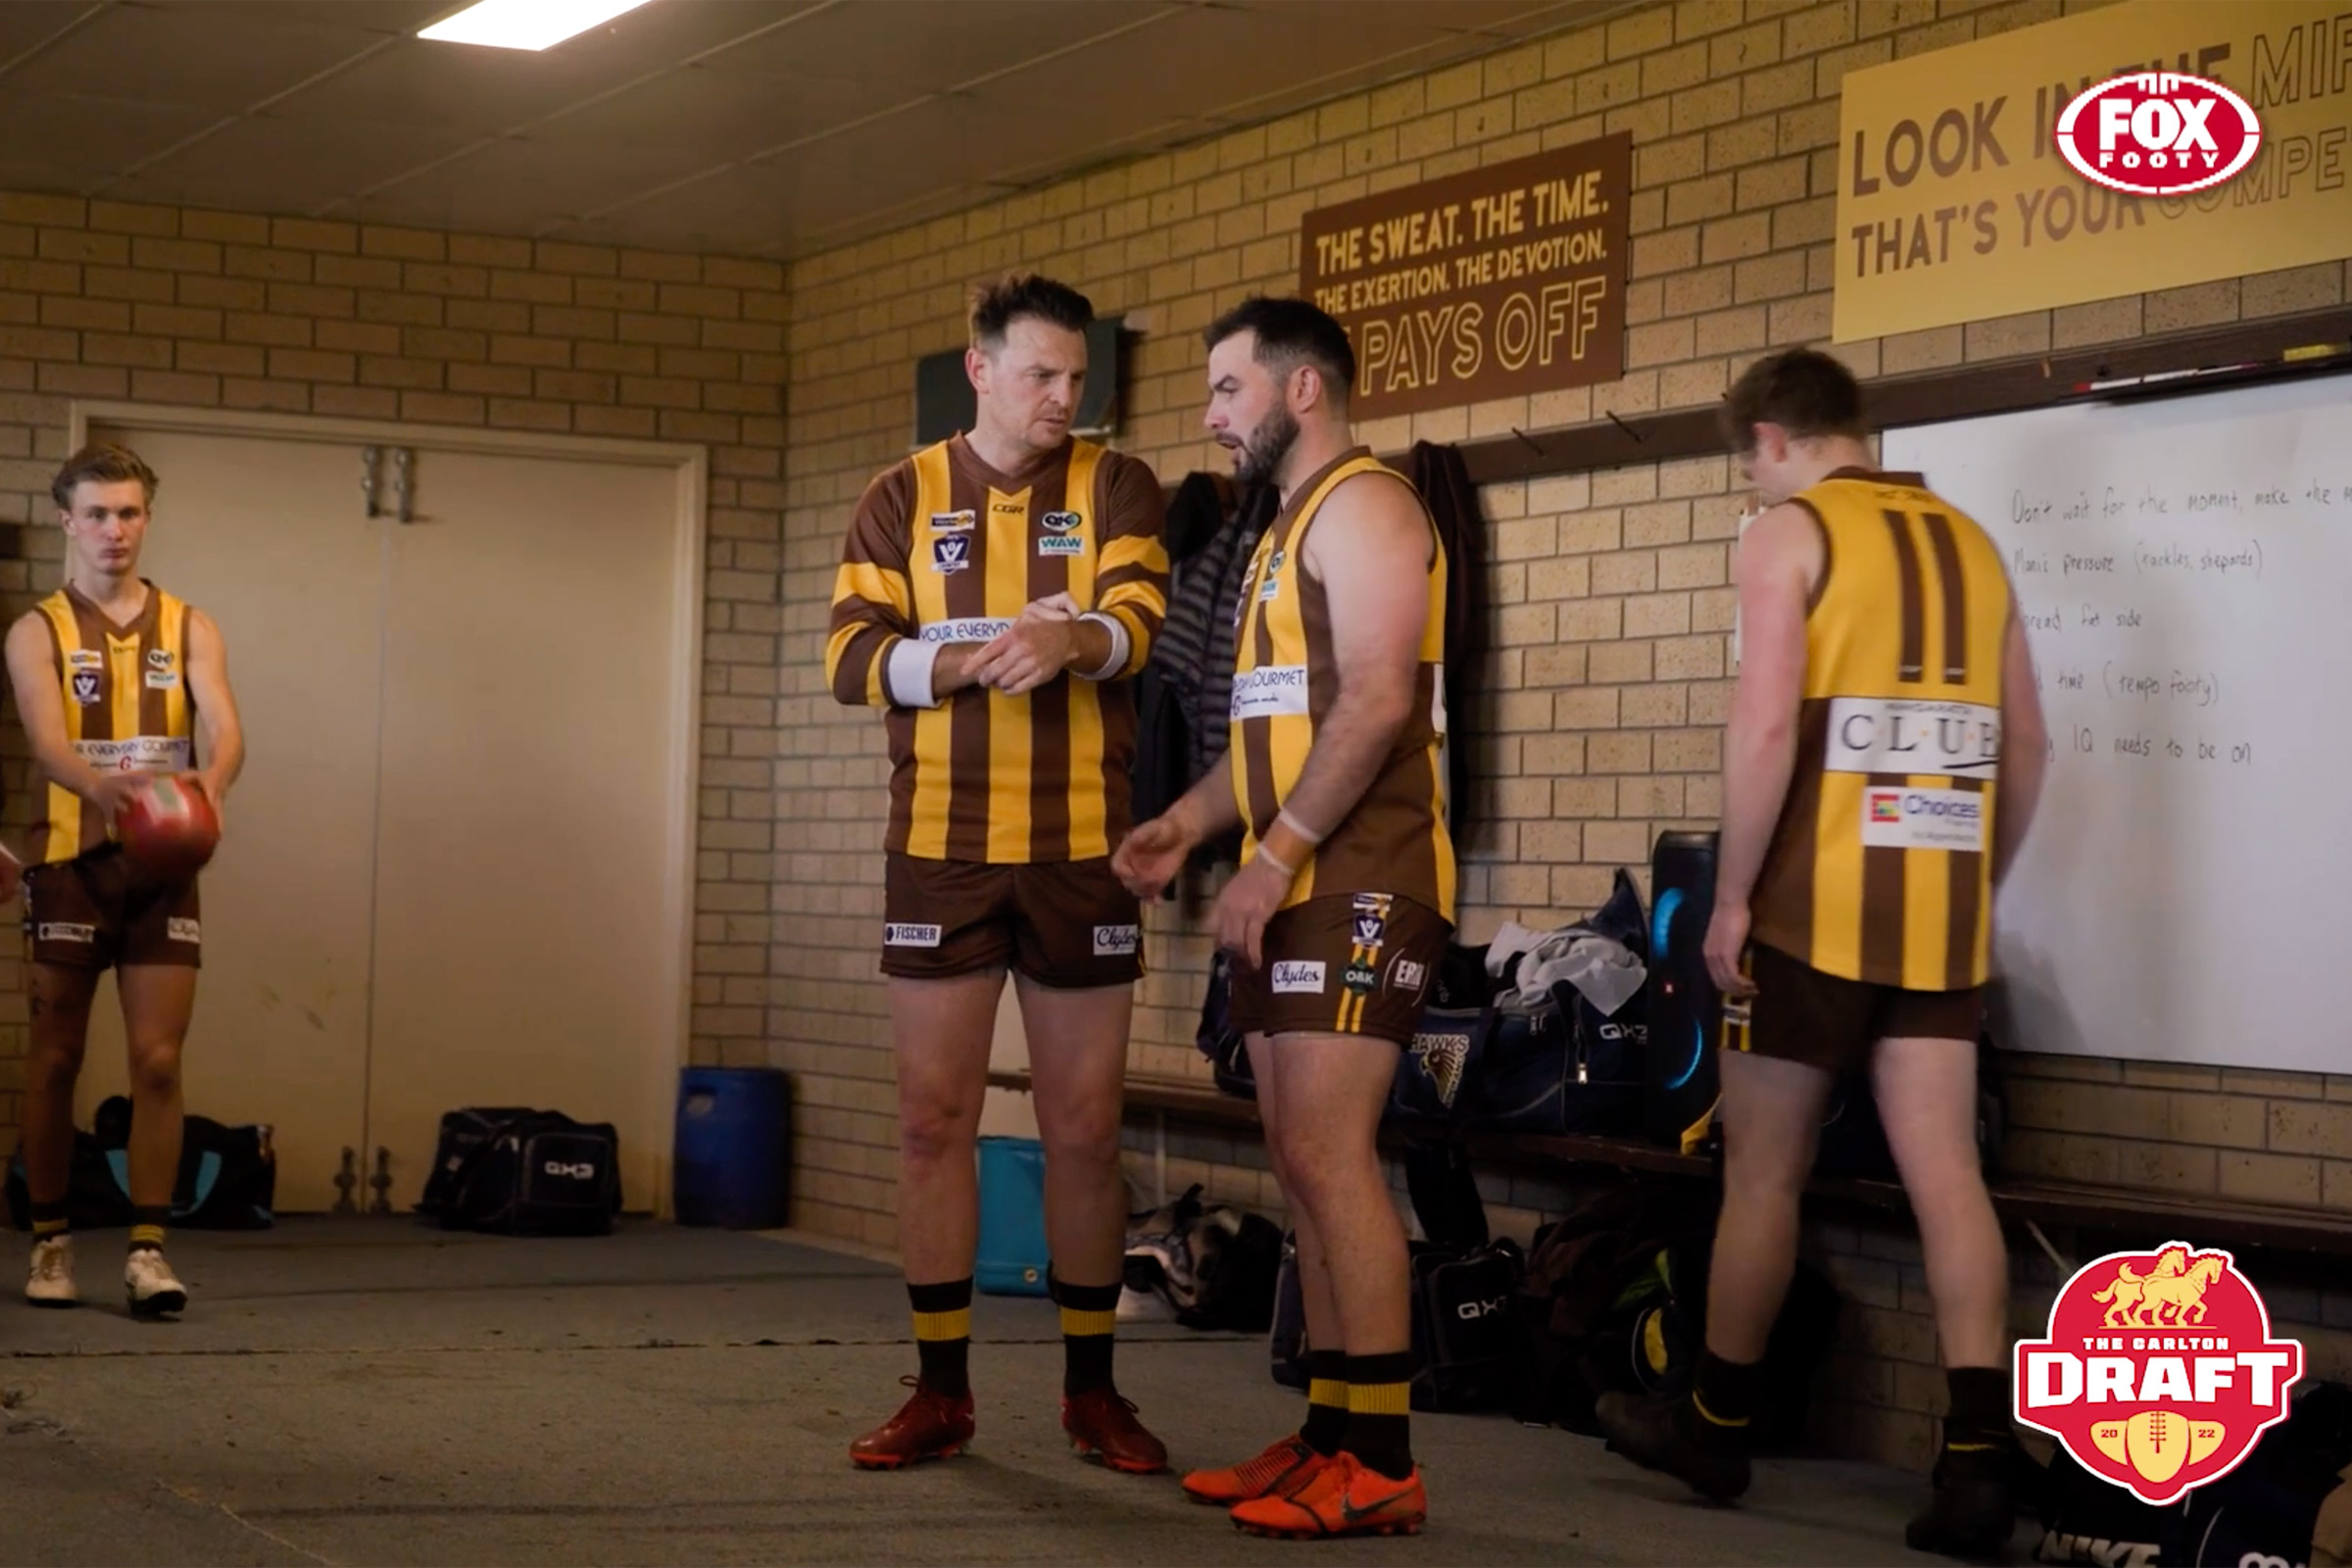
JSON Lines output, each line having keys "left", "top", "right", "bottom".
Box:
{"left": 1298, "top": 133, "right": 1630, "bottom": 420}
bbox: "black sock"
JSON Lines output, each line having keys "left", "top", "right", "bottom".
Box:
{"left": 1301, "top": 1349, "right": 1348, "bottom": 1455}
{"left": 128, "top": 1206, "right": 168, "bottom": 1254}
{"left": 28, "top": 1200, "right": 67, "bottom": 1242}
{"left": 1943, "top": 1365, "right": 2014, "bottom": 1450}
{"left": 1692, "top": 1350, "right": 1760, "bottom": 1437}
{"left": 1053, "top": 1273, "right": 1120, "bottom": 1396}
{"left": 1344, "top": 1350, "right": 1416, "bottom": 1481}
{"left": 908, "top": 1278, "right": 972, "bottom": 1398}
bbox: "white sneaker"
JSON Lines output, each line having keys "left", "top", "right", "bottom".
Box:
{"left": 123, "top": 1249, "right": 187, "bottom": 1318}
{"left": 25, "top": 1235, "right": 76, "bottom": 1308}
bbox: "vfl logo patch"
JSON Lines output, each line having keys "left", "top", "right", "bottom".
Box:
{"left": 167, "top": 917, "right": 200, "bottom": 945}
{"left": 884, "top": 923, "right": 943, "bottom": 948}
{"left": 1092, "top": 924, "right": 1140, "bottom": 957}
{"left": 1351, "top": 913, "right": 1387, "bottom": 947}
{"left": 1042, "top": 510, "right": 1082, "bottom": 532}
{"left": 1271, "top": 960, "right": 1326, "bottom": 995}
{"left": 37, "top": 922, "right": 95, "bottom": 944}
{"left": 929, "top": 510, "right": 976, "bottom": 531}
{"left": 1038, "top": 535, "right": 1083, "bottom": 557}
{"left": 71, "top": 670, "right": 101, "bottom": 706}
{"left": 931, "top": 535, "right": 971, "bottom": 573}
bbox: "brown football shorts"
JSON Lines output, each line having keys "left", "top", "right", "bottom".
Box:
{"left": 23, "top": 848, "right": 202, "bottom": 971}
{"left": 1227, "top": 892, "right": 1448, "bottom": 1047}
{"left": 1722, "top": 942, "right": 1982, "bottom": 1073}
{"left": 881, "top": 853, "right": 1144, "bottom": 989}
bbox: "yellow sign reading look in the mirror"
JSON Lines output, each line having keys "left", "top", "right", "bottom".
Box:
{"left": 1834, "top": 0, "right": 2352, "bottom": 342}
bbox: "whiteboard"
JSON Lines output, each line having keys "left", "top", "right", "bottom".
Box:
{"left": 1883, "top": 374, "right": 2352, "bottom": 1074}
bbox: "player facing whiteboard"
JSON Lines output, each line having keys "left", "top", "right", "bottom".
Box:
{"left": 1885, "top": 371, "right": 2352, "bottom": 1076}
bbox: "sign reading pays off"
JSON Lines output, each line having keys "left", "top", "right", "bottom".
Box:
{"left": 1299, "top": 132, "right": 1630, "bottom": 418}
{"left": 1834, "top": 0, "right": 2352, "bottom": 342}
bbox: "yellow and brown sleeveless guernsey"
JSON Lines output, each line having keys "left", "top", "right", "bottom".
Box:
{"left": 824, "top": 435, "right": 1168, "bottom": 862}
{"left": 1749, "top": 467, "right": 2014, "bottom": 991}
{"left": 1228, "top": 448, "right": 1454, "bottom": 920}
{"left": 34, "top": 581, "right": 196, "bottom": 864}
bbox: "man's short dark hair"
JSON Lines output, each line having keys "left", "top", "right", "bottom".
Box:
{"left": 1203, "top": 296, "right": 1356, "bottom": 407}
{"left": 51, "top": 442, "right": 158, "bottom": 511}
{"left": 1719, "top": 348, "right": 1868, "bottom": 453}
{"left": 968, "top": 273, "right": 1094, "bottom": 350}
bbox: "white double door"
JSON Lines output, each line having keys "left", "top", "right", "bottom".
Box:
{"left": 72, "top": 417, "right": 702, "bottom": 1215}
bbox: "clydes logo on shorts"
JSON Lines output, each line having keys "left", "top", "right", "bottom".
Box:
{"left": 1041, "top": 510, "right": 1081, "bottom": 532}
{"left": 2054, "top": 73, "right": 2261, "bottom": 197}
{"left": 1271, "top": 960, "right": 1325, "bottom": 994}
{"left": 1860, "top": 786, "right": 1985, "bottom": 853}
{"left": 1092, "top": 924, "right": 1139, "bottom": 957}
{"left": 884, "top": 922, "right": 943, "bottom": 948}
{"left": 1826, "top": 697, "right": 1999, "bottom": 779}
{"left": 71, "top": 669, "right": 100, "bottom": 706}
{"left": 38, "top": 922, "right": 94, "bottom": 944}
{"left": 929, "top": 510, "right": 976, "bottom": 531}
{"left": 1038, "top": 534, "right": 1083, "bottom": 557}
{"left": 1391, "top": 957, "right": 1427, "bottom": 991}
{"left": 1230, "top": 664, "right": 1309, "bottom": 721}
{"left": 2018, "top": 1243, "right": 2301, "bottom": 1507}
{"left": 167, "top": 917, "right": 200, "bottom": 945}
{"left": 920, "top": 617, "right": 1012, "bottom": 645}
{"left": 931, "top": 535, "right": 971, "bottom": 573}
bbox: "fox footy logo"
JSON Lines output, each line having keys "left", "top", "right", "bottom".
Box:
{"left": 2054, "top": 73, "right": 2262, "bottom": 197}
{"left": 2015, "top": 1243, "right": 2301, "bottom": 1506}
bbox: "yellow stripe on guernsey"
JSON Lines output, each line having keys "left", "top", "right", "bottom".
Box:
{"left": 39, "top": 595, "right": 82, "bottom": 862}
{"left": 982, "top": 473, "right": 1036, "bottom": 863}
{"left": 826, "top": 559, "right": 909, "bottom": 708}
{"left": 1058, "top": 444, "right": 1106, "bottom": 855}
{"left": 158, "top": 593, "right": 188, "bottom": 743}
{"left": 905, "top": 442, "right": 960, "bottom": 858}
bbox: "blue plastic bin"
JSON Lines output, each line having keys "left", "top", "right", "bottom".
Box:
{"left": 672, "top": 1066, "right": 792, "bottom": 1229}
{"left": 975, "top": 1135, "right": 1051, "bottom": 1296}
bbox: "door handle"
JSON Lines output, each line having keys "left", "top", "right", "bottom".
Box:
{"left": 333, "top": 1147, "right": 359, "bottom": 1214}
{"left": 369, "top": 1147, "right": 394, "bottom": 1215}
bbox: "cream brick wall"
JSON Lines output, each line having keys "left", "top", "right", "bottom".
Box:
{"left": 0, "top": 194, "right": 788, "bottom": 1147}
{"left": 775, "top": 0, "right": 2352, "bottom": 1464}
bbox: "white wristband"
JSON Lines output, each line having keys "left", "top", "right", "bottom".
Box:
{"left": 1077, "top": 611, "right": 1129, "bottom": 680}
{"left": 1275, "top": 808, "right": 1326, "bottom": 847}
{"left": 885, "top": 638, "right": 944, "bottom": 708}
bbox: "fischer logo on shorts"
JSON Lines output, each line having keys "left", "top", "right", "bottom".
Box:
{"left": 1092, "top": 924, "right": 1139, "bottom": 957}
{"left": 2055, "top": 73, "right": 2261, "bottom": 196}
{"left": 168, "top": 917, "right": 200, "bottom": 945}
{"left": 884, "top": 923, "right": 942, "bottom": 948}
{"left": 37, "top": 922, "right": 94, "bottom": 944}
{"left": 2015, "top": 1242, "right": 2301, "bottom": 1506}
{"left": 1271, "top": 960, "right": 1326, "bottom": 994}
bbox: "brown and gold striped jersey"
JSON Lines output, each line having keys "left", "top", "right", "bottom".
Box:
{"left": 826, "top": 434, "right": 1169, "bottom": 863}
{"left": 1229, "top": 448, "right": 1454, "bottom": 920}
{"left": 1749, "top": 467, "right": 2014, "bottom": 991}
{"left": 33, "top": 581, "right": 198, "bottom": 865}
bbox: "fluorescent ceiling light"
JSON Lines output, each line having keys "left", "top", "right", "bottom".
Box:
{"left": 419, "top": 0, "right": 657, "bottom": 51}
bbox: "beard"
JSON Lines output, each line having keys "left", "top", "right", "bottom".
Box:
{"left": 1230, "top": 407, "right": 1299, "bottom": 488}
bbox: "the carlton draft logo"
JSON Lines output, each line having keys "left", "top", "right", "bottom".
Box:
{"left": 2054, "top": 73, "right": 2262, "bottom": 197}
{"left": 2016, "top": 1244, "right": 2301, "bottom": 1506}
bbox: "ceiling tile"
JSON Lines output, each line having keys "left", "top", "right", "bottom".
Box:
{"left": 23, "top": 4, "right": 393, "bottom": 112}
{"left": 116, "top": 115, "right": 479, "bottom": 213}
{"left": 695, "top": 0, "right": 1177, "bottom": 92}
{"left": 0, "top": 90, "right": 220, "bottom": 181}
{"left": 528, "top": 64, "right": 876, "bottom": 155}
{"left": 360, "top": 135, "right": 720, "bottom": 234}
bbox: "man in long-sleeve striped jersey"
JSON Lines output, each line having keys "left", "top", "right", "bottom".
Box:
{"left": 1593, "top": 348, "right": 2049, "bottom": 1558}
{"left": 826, "top": 274, "right": 1170, "bottom": 1474}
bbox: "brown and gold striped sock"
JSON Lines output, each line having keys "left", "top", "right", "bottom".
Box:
{"left": 1301, "top": 1349, "right": 1349, "bottom": 1455}
{"left": 908, "top": 1278, "right": 973, "bottom": 1397}
{"left": 1054, "top": 1273, "right": 1121, "bottom": 1396}
{"left": 1344, "top": 1350, "right": 1417, "bottom": 1481}
{"left": 127, "top": 1206, "right": 168, "bottom": 1255}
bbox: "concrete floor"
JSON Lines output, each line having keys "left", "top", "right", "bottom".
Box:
{"left": 0, "top": 1219, "right": 2019, "bottom": 1566}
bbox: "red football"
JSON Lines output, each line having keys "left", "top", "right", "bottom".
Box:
{"left": 119, "top": 775, "right": 220, "bottom": 880}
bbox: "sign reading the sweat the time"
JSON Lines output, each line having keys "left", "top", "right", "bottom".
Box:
{"left": 1299, "top": 132, "right": 1631, "bottom": 419}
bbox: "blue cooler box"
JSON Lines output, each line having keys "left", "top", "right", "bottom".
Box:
{"left": 975, "top": 1135, "right": 1051, "bottom": 1296}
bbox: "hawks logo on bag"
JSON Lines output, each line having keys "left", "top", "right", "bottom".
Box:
{"left": 2016, "top": 1242, "right": 2302, "bottom": 1506}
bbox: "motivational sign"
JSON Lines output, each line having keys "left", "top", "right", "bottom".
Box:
{"left": 1834, "top": 0, "right": 2352, "bottom": 342}
{"left": 1300, "top": 132, "right": 1630, "bottom": 418}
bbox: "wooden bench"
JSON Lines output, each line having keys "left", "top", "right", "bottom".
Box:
{"left": 987, "top": 1069, "right": 2352, "bottom": 1258}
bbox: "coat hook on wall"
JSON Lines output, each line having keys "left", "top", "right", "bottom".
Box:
{"left": 391, "top": 448, "right": 415, "bottom": 523}
{"left": 361, "top": 447, "right": 381, "bottom": 517}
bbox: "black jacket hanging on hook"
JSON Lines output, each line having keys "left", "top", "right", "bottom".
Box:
{"left": 1406, "top": 441, "right": 1487, "bottom": 850}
